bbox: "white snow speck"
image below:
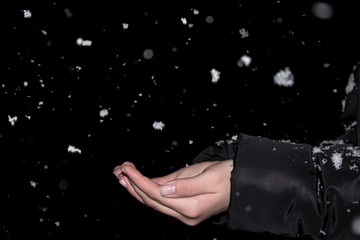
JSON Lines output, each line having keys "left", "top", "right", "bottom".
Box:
{"left": 239, "top": 28, "right": 249, "bottom": 38}
{"left": 76, "top": 38, "right": 92, "bottom": 47}
{"left": 152, "top": 121, "right": 165, "bottom": 131}
{"left": 192, "top": 9, "right": 199, "bottom": 15}
{"left": 8, "top": 115, "right": 18, "bottom": 126}
{"left": 55, "top": 221, "right": 60, "bottom": 227}
{"left": 312, "top": 147, "right": 323, "bottom": 154}
{"left": 349, "top": 164, "right": 359, "bottom": 172}
{"left": 210, "top": 68, "right": 220, "bottom": 83}
{"left": 231, "top": 135, "right": 238, "bottom": 141}
{"left": 23, "top": 10, "right": 32, "bottom": 18}
{"left": 30, "top": 180, "right": 37, "bottom": 188}
{"left": 237, "top": 54, "right": 251, "bottom": 67}
{"left": 75, "top": 65, "right": 82, "bottom": 71}
{"left": 67, "top": 145, "right": 81, "bottom": 154}
{"left": 188, "top": 140, "right": 193, "bottom": 145}
{"left": 122, "top": 23, "right": 129, "bottom": 30}
{"left": 331, "top": 152, "right": 343, "bottom": 170}
{"left": 64, "top": 8, "right": 73, "bottom": 18}
{"left": 181, "top": 17, "right": 187, "bottom": 25}
{"left": 99, "top": 109, "right": 109, "bottom": 118}
{"left": 273, "top": 67, "right": 294, "bottom": 87}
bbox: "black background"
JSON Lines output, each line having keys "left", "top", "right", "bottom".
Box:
{"left": 1, "top": 0, "right": 360, "bottom": 239}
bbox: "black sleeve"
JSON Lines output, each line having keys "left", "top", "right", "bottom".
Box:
{"left": 192, "top": 134, "right": 360, "bottom": 240}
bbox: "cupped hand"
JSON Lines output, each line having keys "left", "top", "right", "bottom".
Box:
{"left": 113, "top": 160, "right": 233, "bottom": 226}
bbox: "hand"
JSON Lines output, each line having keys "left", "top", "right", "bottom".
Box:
{"left": 113, "top": 160, "right": 233, "bottom": 226}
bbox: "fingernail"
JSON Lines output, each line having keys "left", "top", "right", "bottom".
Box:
{"left": 120, "top": 179, "right": 127, "bottom": 188}
{"left": 113, "top": 168, "right": 122, "bottom": 177}
{"left": 160, "top": 184, "right": 175, "bottom": 196}
{"left": 121, "top": 167, "right": 127, "bottom": 175}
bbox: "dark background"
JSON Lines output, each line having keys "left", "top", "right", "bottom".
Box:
{"left": 1, "top": 0, "right": 360, "bottom": 239}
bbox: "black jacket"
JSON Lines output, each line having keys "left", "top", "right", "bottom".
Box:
{"left": 192, "top": 64, "right": 360, "bottom": 240}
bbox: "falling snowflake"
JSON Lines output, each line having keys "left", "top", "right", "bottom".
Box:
{"left": 76, "top": 38, "right": 92, "bottom": 47}
{"left": 99, "top": 109, "right": 109, "bottom": 118}
{"left": 181, "top": 17, "right": 187, "bottom": 25}
{"left": 30, "top": 180, "right": 37, "bottom": 188}
{"left": 152, "top": 121, "right": 165, "bottom": 131}
{"left": 237, "top": 54, "right": 252, "bottom": 67}
{"left": 273, "top": 67, "right": 294, "bottom": 87}
{"left": 68, "top": 145, "right": 81, "bottom": 154}
{"left": 239, "top": 28, "right": 249, "bottom": 38}
{"left": 8, "top": 115, "right": 18, "bottom": 126}
{"left": 210, "top": 68, "right": 220, "bottom": 83}
{"left": 122, "top": 23, "right": 129, "bottom": 30}
{"left": 23, "top": 10, "right": 32, "bottom": 18}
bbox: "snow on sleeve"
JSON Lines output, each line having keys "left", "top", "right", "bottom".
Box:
{"left": 210, "top": 68, "right": 220, "bottom": 83}
{"left": 67, "top": 145, "right": 81, "bottom": 154}
{"left": 273, "top": 67, "right": 294, "bottom": 87}
{"left": 331, "top": 152, "right": 343, "bottom": 170}
{"left": 152, "top": 121, "right": 165, "bottom": 131}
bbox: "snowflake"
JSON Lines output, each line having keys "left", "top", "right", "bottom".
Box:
{"left": 273, "top": 67, "right": 294, "bottom": 87}
{"left": 210, "top": 68, "right": 220, "bottom": 83}
{"left": 23, "top": 10, "right": 32, "bottom": 18}
{"left": 8, "top": 115, "right": 18, "bottom": 126}
{"left": 99, "top": 109, "right": 109, "bottom": 118}
{"left": 152, "top": 121, "right": 165, "bottom": 131}
{"left": 331, "top": 152, "right": 343, "bottom": 170}
{"left": 68, "top": 145, "right": 81, "bottom": 154}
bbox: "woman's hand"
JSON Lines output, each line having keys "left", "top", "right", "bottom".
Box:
{"left": 113, "top": 160, "right": 233, "bottom": 226}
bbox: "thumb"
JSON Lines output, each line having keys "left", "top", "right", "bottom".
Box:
{"left": 160, "top": 174, "right": 214, "bottom": 198}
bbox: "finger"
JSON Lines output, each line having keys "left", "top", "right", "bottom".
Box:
{"left": 121, "top": 165, "right": 163, "bottom": 199}
{"left": 113, "top": 161, "right": 136, "bottom": 178}
{"left": 113, "top": 165, "right": 123, "bottom": 177}
{"left": 127, "top": 177, "right": 189, "bottom": 220}
{"left": 121, "top": 165, "right": 198, "bottom": 216}
{"left": 160, "top": 174, "right": 215, "bottom": 198}
{"left": 118, "top": 176, "right": 145, "bottom": 204}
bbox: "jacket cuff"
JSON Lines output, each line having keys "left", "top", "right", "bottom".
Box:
{"left": 227, "top": 134, "right": 321, "bottom": 238}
